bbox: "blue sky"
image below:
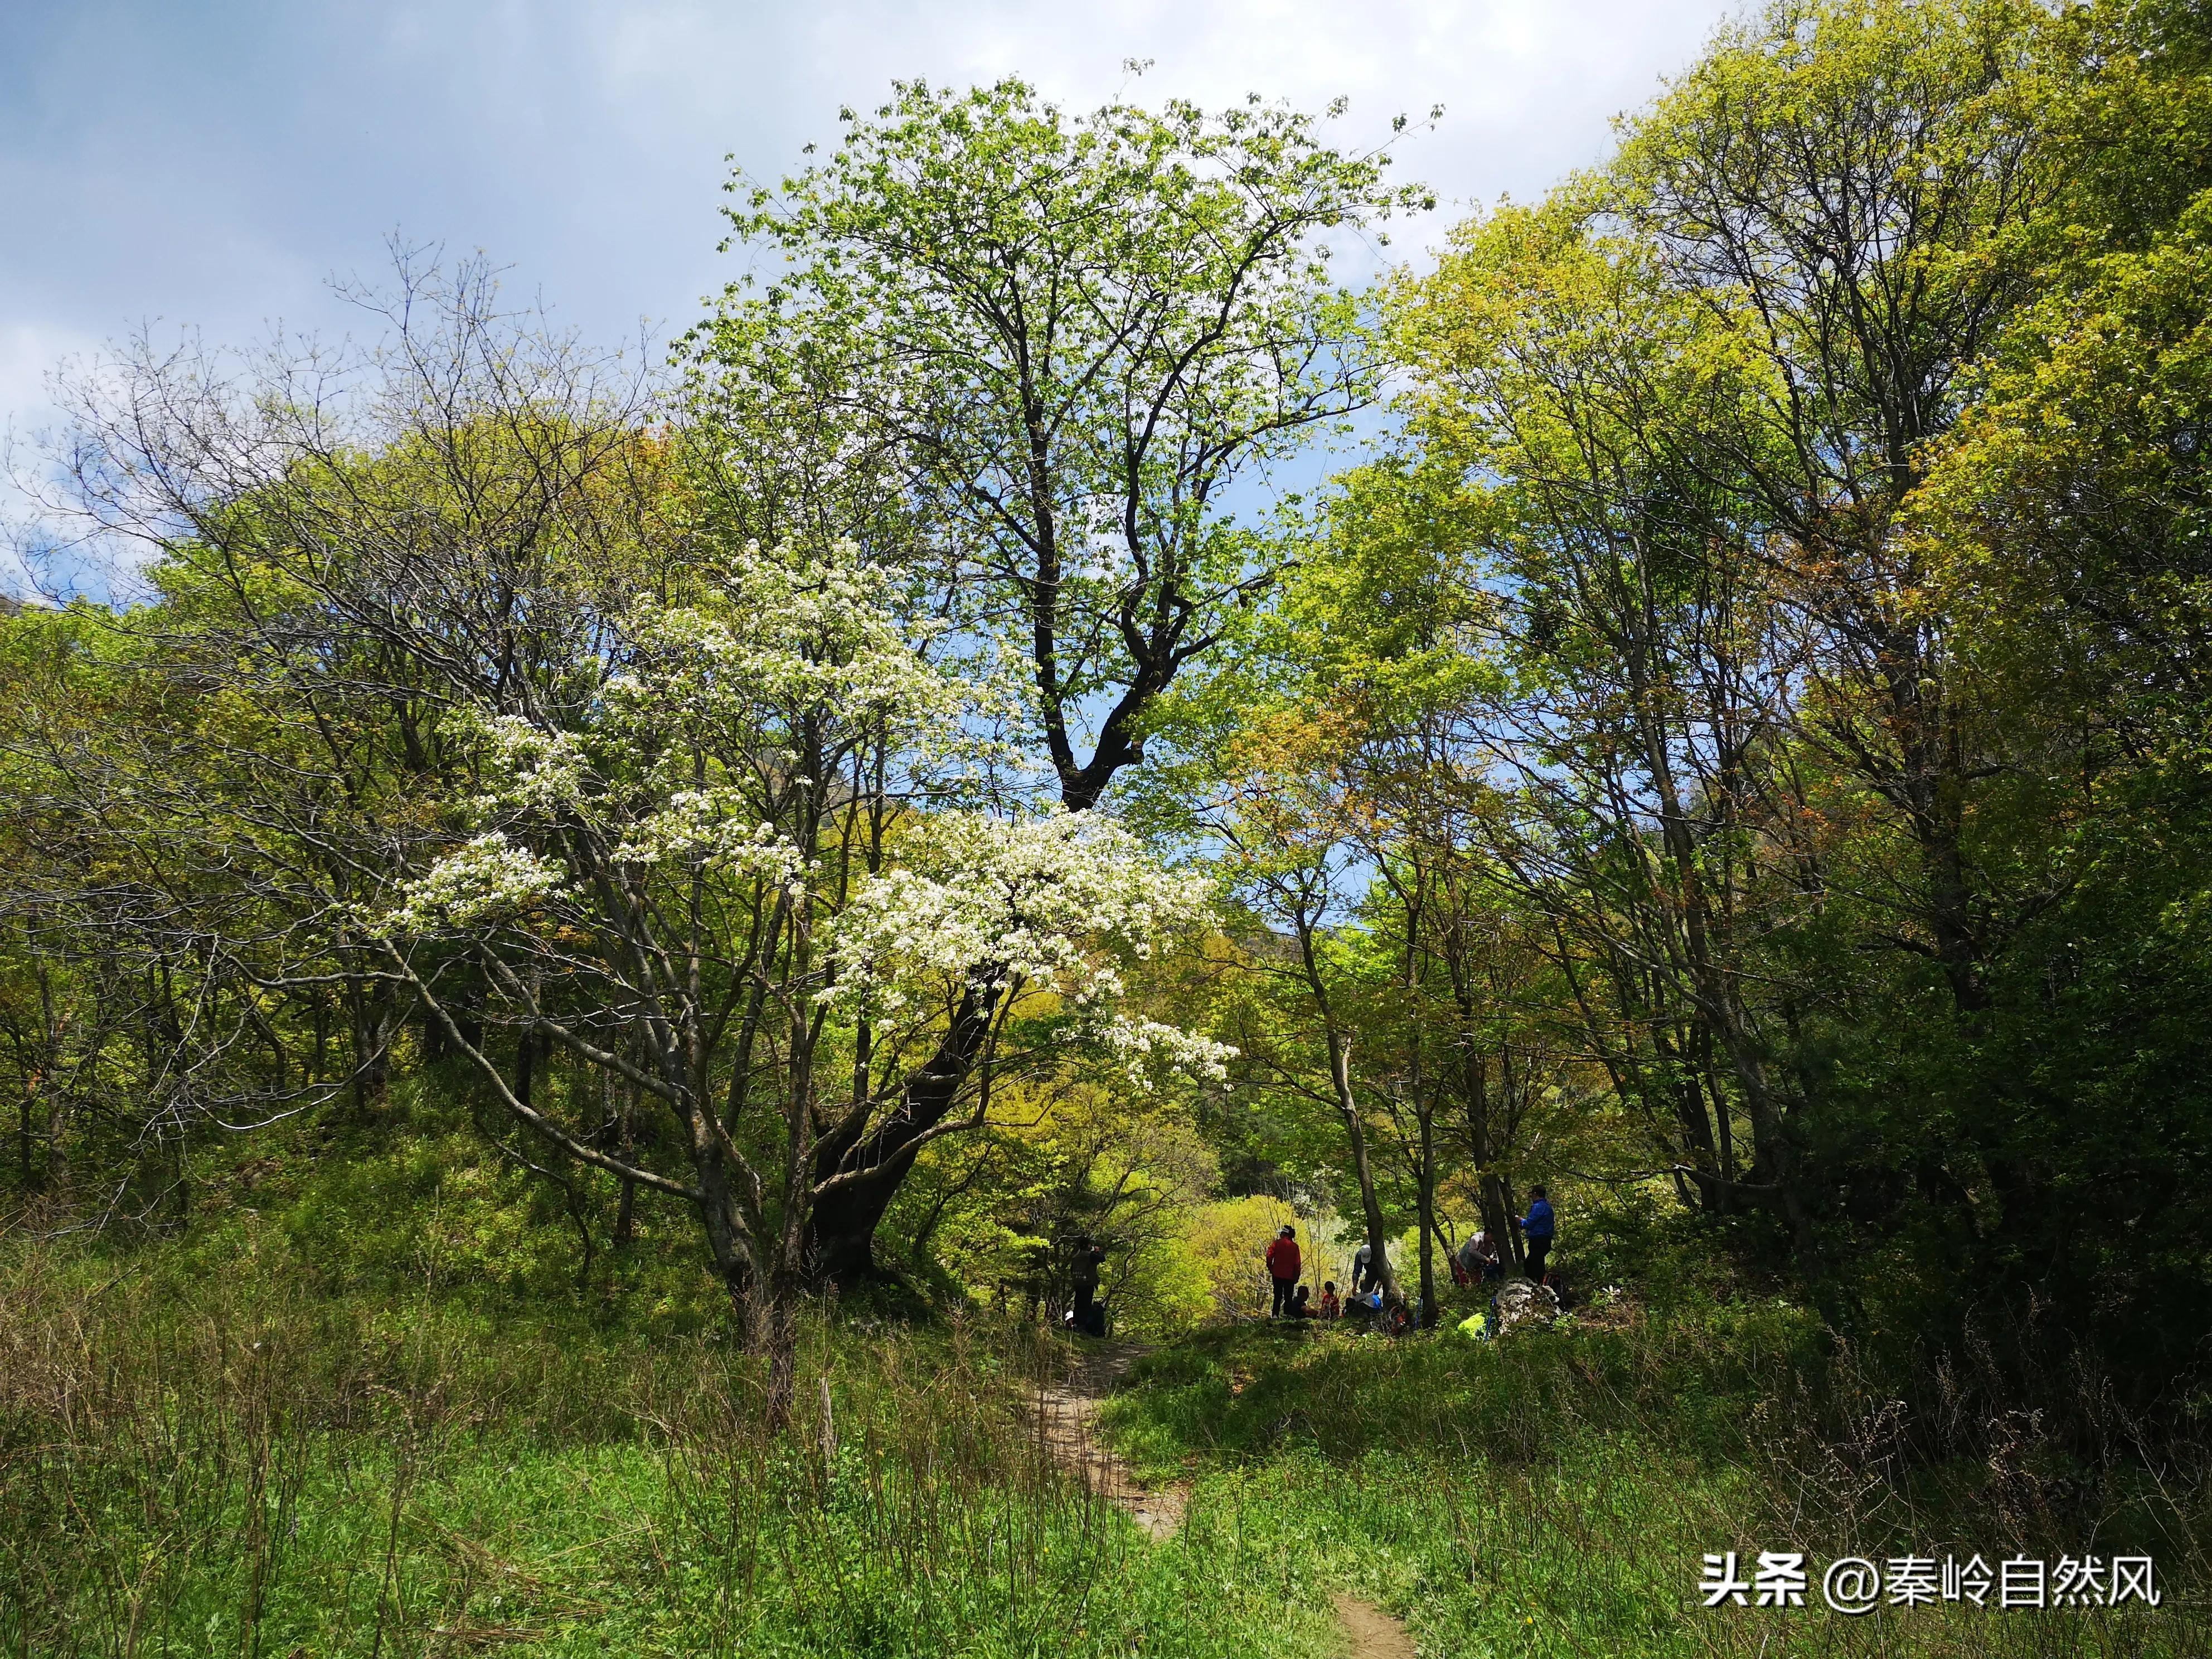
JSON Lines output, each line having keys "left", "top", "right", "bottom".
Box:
{"left": 1, "top": 0, "right": 1739, "bottom": 589}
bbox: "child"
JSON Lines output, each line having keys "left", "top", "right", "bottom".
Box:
{"left": 1318, "top": 1280, "right": 1341, "bottom": 1320}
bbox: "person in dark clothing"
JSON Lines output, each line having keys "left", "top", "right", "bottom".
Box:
{"left": 1070, "top": 1237, "right": 1107, "bottom": 1336}
{"left": 1521, "top": 1186, "right": 1555, "bottom": 1284}
{"left": 1289, "top": 1284, "right": 1317, "bottom": 1319}
{"left": 1352, "top": 1241, "right": 1383, "bottom": 1294}
{"left": 1264, "top": 1225, "right": 1302, "bottom": 1318}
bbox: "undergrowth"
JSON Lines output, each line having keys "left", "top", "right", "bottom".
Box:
{"left": 0, "top": 1236, "right": 1330, "bottom": 1659}
{"left": 6, "top": 1211, "right": 2208, "bottom": 1657}
{"left": 1101, "top": 1315, "right": 2212, "bottom": 1656}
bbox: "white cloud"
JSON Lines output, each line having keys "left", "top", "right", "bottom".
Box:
{"left": 0, "top": 320, "right": 103, "bottom": 596}
{"left": 0, "top": 322, "right": 93, "bottom": 426}
{"left": 0, "top": 0, "right": 1738, "bottom": 461}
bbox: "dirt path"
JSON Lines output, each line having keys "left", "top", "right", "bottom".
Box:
{"left": 1035, "top": 1341, "right": 1187, "bottom": 1540}
{"left": 1330, "top": 1593, "right": 1418, "bottom": 1658}
{"left": 1036, "top": 1343, "right": 1417, "bottom": 1657}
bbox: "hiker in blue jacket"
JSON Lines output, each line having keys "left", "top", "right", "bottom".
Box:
{"left": 1521, "top": 1185, "right": 1555, "bottom": 1285}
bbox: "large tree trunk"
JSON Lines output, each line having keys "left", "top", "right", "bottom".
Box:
{"left": 743, "top": 1272, "right": 801, "bottom": 1428}
{"left": 804, "top": 987, "right": 995, "bottom": 1284}
{"left": 1462, "top": 1050, "right": 1522, "bottom": 1273}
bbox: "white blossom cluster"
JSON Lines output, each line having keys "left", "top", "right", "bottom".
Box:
{"left": 824, "top": 810, "right": 1233, "bottom": 1087}
{"left": 1088, "top": 1013, "right": 1237, "bottom": 1090}
{"left": 610, "top": 789, "right": 804, "bottom": 881}
{"left": 465, "top": 715, "right": 590, "bottom": 814}
{"left": 390, "top": 833, "right": 567, "bottom": 932}
{"left": 384, "top": 543, "right": 958, "bottom": 936}
{"left": 377, "top": 547, "right": 1225, "bottom": 1093}
{"left": 826, "top": 812, "right": 1206, "bottom": 1009}
{"left": 607, "top": 542, "right": 970, "bottom": 756}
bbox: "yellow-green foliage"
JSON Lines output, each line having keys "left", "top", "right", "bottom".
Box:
{"left": 898, "top": 1078, "right": 1221, "bottom": 1336}
{"left": 1178, "top": 1196, "right": 1304, "bottom": 1318}
{"left": 1108, "top": 1224, "right": 1218, "bottom": 1339}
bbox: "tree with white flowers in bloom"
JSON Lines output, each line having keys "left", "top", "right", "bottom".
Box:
{"left": 368, "top": 539, "right": 1225, "bottom": 1405}
{"left": 16, "top": 261, "right": 1225, "bottom": 1417}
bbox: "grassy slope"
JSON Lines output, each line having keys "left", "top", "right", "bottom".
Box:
{"left": 1099, "top": 1320, "right": 2209, "bottom": 1658}
{"left": 4, "top": 1092, "right": 2206, "bottom": 1659}
{"left": 1, "top": 1232, "right": 1347, "bottom": 1659}
{"left": 11, "top": 1254, "right": 2203, "bottom": 1659}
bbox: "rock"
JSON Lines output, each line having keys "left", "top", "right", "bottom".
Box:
{"left": 1492, "top": 1278, "right": 1561, "bottom": 1336}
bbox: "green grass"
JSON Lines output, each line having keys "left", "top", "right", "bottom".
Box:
{"left": 0, "top": 1237, "right": 1346, "bottom": 1658}
{"left": 1098, "top": 1319, "right": 2211, "bottom": 1657}
{"left": 5, "top": 1214, "right": 2208, "bottom": 1657}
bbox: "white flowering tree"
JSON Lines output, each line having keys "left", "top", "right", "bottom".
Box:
{"left": 20, "top": 256, "right": 1224, "bottom": 1409}
{"left": 365, "top": 539, "right": 1224, "bottom": 1399}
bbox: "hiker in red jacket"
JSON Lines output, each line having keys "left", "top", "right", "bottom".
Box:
{"left": 1264, "top": 1225, "right": 1302, "bottom": 1318}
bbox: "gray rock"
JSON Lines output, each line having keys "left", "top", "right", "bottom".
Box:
{"left": 1492, "top": 1278, "right": 1561, "bottom": 1336}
